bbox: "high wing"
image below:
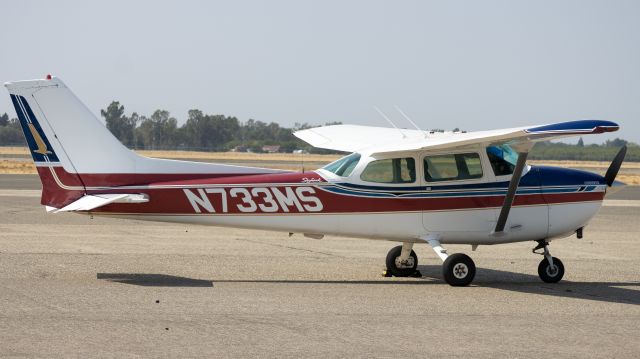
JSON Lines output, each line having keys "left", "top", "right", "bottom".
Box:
{"left": 295, "top": 119, "right": 620, "bottom": 238}
{"left": 293, "top": 120, "right": 619, "bottom": 154}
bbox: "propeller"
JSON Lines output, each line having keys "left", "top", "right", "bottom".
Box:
{"left": 604, "top": 145, "right": 627, "bottom": 187}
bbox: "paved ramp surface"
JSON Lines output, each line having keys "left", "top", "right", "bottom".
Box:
{"left": 0, "top": 175, "right": 639, "bottom": 358}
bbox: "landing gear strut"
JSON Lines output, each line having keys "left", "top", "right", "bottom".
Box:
{"left": 385, "top": 242, "right": 418, "bottom": 277}
{"left": 533, "top": 240, "right": 564, "bottom": 283}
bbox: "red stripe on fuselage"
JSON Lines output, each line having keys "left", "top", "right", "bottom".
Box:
{"left": 36, "top": 165, "right": 324, "bottom": 209}
{"left": 78, "top": 171, "right": 290, "bottom": 187}
{"left": 146, "top": 171, "right": 325, "bottom": 187}
{"left": 43, "top": 165, "right": 294, "bottom": 188}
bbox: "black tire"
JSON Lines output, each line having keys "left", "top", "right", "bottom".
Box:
{"left": 538, "top": 257, "right": 564, "bottom": 283}
{"left": 443, "top": 253, "right": 476, "bottom": 286}
{"left": 385, "top": 245, "right": 418, "bottom": 277}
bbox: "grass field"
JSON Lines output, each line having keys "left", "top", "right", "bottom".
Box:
{"left": 2, "top": 146, "right": 639, "bottom": 184}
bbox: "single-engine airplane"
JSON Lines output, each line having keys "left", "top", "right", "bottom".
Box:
{"left": 4, "top": 76, "right": 627, "bottom": 286}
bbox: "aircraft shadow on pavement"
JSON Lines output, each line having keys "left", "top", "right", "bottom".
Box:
{"left": 95, "top": 266, "right": 639, "bottom": 306}
{"left": 421, "top": 265, "right": 640, "bottom": 306}
{"left": 210, "top": 264, "right": 640, "bottom": 306}
{"left": 96, "top": 273, "right": 213, "bottom": 287}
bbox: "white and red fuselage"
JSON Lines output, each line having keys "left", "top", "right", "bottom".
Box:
{"left": 35, "top": 155, "right": 606, "bottom": 245}
{"left": 6, "top": 77, "right": 615, "bottom": 247}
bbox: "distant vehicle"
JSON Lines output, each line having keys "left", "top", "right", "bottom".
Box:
{"left": 261, "top": 145, "right": 280, "bottom": 153}
{"left": 4, "top": 76, "right": 626, "bottom": 286}
{"left": 230, "top": 145, "right": 248, "bottom": 153}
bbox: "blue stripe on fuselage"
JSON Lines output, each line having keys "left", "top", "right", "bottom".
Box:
{"left": 328, "top": 165, "right": 605, "bottom": 197}
{"left": 320, "top": 185, "right": 602, "bottom": 199}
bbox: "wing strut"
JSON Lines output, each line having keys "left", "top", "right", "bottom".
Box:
{"left": 493, "top": 152, "right": 529, "bottom": 234}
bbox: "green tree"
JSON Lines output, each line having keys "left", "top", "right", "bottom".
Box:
{"left": 135, "top": 110, "right": 179, "bottom": 150}
{"left": 0, "top": 116, "right": 24, "bottom": 145}
{"left": 577, "top": 137, "right": 584, "bottom": 147}
{"left": 0, "top": 113, "right": 9, "bottom": 127}
{"left": 101, "top": 102, "right": 137, "bottom": 147}
{"left": 605, "top": 138, "right": 628, "bottom": 147}
{"left": 129, "top": 112, "right": 141, "bottom": 149}
{"left": 182, "top": 110, "right": 240, "bottom": 151}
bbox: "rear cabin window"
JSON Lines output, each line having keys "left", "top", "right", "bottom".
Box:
{"left": 360, "top": 158, "right": 416, "bottom": 183}
{"left": 424, "top": 153, "right": 483, "bottom": 182}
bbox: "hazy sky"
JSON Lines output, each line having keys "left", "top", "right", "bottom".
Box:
{"left": 1, "top": 0, "right": 639, "bottom": 143}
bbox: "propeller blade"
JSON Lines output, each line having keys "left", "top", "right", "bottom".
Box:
{"left": 604, "top": 145, "right": 627, "bottom": 187}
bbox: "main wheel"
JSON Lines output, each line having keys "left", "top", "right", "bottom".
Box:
{"left": 385, "top": 245, "right": 418, "bottom": 277}
{"left": 538, "top": 257, "right": 564, "bottom": 283}
{"left": 443, "top": 253, "right": 476, "bottom": 286}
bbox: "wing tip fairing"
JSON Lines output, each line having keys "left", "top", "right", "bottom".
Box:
{"left": 525, "top": 120, "right": 619, "bottom": 135}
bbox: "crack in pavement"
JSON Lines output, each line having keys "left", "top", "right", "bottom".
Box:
{"left": 235, "top": 237, "right": 345, "bottom": 258}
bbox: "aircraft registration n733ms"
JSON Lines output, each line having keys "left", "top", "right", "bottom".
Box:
{"left": 4, "top": 76, "right": 628, "bottom": 286}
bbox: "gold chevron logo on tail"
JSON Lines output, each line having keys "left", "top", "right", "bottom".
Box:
{"left": 27, "top": 123, "right": 52, "bottom": 155}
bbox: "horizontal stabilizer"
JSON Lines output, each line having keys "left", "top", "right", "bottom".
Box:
{"left": 55, "top": 193, "right": 149, "bottom": 213}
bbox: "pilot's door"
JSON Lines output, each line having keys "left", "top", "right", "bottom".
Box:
{"left": 495, "top": 165, "right": 549, "bottom": 240}
{"left": 421, "top": 151, "right": 498, "bottom": 238}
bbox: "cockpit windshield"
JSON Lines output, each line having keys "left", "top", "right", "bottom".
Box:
{"left": 486, "top": 144, "right": 519, "bottom": 176}
{"left": 322, "top": 153, "right": 361, "bottom": 177}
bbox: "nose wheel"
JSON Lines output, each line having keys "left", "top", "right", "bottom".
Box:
{"left": 533, "top": 240, "right": 565, "bottom": 283}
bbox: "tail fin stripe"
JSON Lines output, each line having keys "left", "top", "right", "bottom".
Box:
{"left": 17, "top": 96, "right": 32, "bottom": 124}
{"left": 19, "top": 96, "right": 53, "bottom": 160}
{"left": 10, "top": 94, "right": 60, "bottom": 163}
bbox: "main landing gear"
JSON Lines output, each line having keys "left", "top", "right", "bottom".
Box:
{"left": 442, "top": 253, "right": 476, "bottom": 287}
{"left": 384, "top": 239, "right": 477, "bottom": 286}
{"left": 533, "top": 240, "right": 565, "bottom": 283}
{"left": 425, "top": 239, "right": 476, "bottom": 286}
{"left": 384, "top": 239, "right": 564, "bottom": 286}
{"left": 384, "top": 243, "right": 419, "bottom": 277}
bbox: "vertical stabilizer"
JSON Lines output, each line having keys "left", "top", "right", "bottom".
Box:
{"left": 5, "top": 77, "right": 137, "bottom": 175}
{"left": 4, "top": 76, "right": 286, "bottom": 209}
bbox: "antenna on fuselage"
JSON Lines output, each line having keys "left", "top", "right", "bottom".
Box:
{"left": 394, "top": 105, "right": 427, "bottom": 138}
{"left": 374, "top": 106, "right": 406, "bottom": 139}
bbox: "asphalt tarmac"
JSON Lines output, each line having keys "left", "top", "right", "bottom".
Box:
{"left": 0, "top": 174, "right": 639, "bottom": 358}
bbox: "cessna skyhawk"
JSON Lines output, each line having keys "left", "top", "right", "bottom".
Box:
{"left": 4, "top": 76, "right": 626, "bottom": 286}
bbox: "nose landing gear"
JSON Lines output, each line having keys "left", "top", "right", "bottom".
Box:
{"left": 533, "top": 240, "right": 565, "bottom": 283}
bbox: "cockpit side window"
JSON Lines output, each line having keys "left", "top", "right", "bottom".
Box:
{"left": 486, "top": 145, "right": 517, "bottom": 176}
{"left": 424, "top": 153, "right": 483, "bottom": 182}
{"left": 322, "top": 153, "right": 361, "bottom": 177}
{"left": 360, "top": 157, "right": 416, "bottom": 184}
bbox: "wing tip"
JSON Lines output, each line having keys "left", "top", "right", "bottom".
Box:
{"left": 525, "top": 120, "right": 619, "bottom": 135}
